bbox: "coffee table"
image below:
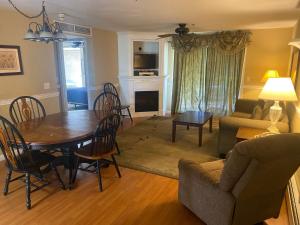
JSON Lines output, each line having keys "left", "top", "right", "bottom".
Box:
{"left": 172, "top": 111, "right": 213, "bottom": 147}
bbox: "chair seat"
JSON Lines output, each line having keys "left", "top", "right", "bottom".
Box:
{"left": 15, "top": 151, "right": 56, "bottom": 172}
{"left": 75, "top": 143, "right": 116, "bottom": 160}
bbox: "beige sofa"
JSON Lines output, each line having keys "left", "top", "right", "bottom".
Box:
{"left": 178, "top": 133, "right": 300, "bottom": 225}
{"left": 217, "top": 99, "right": 292, "bottom": 157}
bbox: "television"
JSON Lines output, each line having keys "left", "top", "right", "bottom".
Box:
{"left": 134, "top": 54, "right": 158, "bottom": 69}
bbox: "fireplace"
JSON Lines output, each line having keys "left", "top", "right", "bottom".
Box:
{"left": 135, "top": 91, "right": 159, "bottom": 112}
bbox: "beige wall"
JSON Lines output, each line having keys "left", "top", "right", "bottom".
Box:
{"left": 0, "top": 9, "right": 60, "bottom": 118}
{"left": 241, "top": 27, "right": 293, "bottom": 99}
{"left": 0, "top": 8, "right": 119, "bottom": 119}
{"left": 88, "top": 28, "right": 119, "bottom": 102}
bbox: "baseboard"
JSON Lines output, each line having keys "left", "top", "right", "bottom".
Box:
{"left": 287, "top": 176, "right": 300, "bottom": 225}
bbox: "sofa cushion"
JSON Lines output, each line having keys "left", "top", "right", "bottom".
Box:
{"left": 251, "top": 105, "right": 263, "bottom": 119}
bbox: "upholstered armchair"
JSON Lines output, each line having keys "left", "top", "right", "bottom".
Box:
{"left": 178, "top": 133, "right": 300, "bottom": 225}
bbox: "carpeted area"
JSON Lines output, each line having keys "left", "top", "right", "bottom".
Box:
{"left": 115, "top": 116, "right": 220, "bottom": 179}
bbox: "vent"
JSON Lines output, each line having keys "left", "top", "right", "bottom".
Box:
{"left": 55, "top": 21, "right": 92, "bottom": 37}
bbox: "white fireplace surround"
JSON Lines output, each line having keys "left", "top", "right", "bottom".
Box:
{"left": 117, "top": 32, "right": 172, "bottom": 117}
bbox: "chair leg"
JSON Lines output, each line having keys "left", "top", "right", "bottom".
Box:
{"left": 72, "top": 157, "right": 80, "bottom": 184}
{"left": 111, "top": 155, "right": 121, "bottom": 178}
{"left": 127, "top": 107, "right": 133, "bottom": 123}
{"left": 3, "top": 169, "right": 12, "bottom": 196}
{"left": 96, "top": 160, "right": 103, "bottom": 192}
{"left": 25, "top": 173, "right": 31, "bottom": 209}
{"left": 115, "top": 141, "right": 121, "bottom": 155}
{"left": 51, "top": 162, "right": 65, "bottom": 190}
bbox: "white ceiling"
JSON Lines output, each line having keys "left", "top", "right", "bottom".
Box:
{"left": 1, "top": 0, "right": 300, "bottom": 32}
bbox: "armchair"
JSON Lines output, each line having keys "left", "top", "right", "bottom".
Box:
{"left": 179, "top": 133, "right": 300, "bottom": 225}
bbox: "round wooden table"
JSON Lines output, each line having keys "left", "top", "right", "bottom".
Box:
{"left": 17, "top": 110, "right": 104, "bottom": 188}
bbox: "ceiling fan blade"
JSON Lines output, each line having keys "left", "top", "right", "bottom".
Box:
{"left": 157, "top": 34, "right": 175, "bottom": 38}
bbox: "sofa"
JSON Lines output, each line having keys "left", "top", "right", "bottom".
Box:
{"left": 179, "top": 133, "right": 300, "bottom": 225}
{"left": 217, "top": 99, "right": 294, "bottom": 157}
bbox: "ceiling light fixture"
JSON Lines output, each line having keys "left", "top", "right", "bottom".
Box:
{"left": 8, "top": 0, "right": 66, "bottom": 43}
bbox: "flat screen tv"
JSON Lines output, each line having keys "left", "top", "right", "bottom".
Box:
{"left": 134, "top": 54, "right": 158, "bottom": 69}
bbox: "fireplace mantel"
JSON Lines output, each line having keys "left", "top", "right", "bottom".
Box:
{"left": 117, "top": 32, "right": 172, "bottom": 117}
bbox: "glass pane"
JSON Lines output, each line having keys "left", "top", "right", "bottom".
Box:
{"left": 63, "top": 46, "right": 85, "bottom": 88}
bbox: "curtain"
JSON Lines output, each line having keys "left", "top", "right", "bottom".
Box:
{"left": 171, "top": 30, "right": 250, "bottom": 116}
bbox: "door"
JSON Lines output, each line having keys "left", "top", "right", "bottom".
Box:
{"left": 63, "top": 40, "right": 89, "bottom": 110}
{"left": 55, "top": 39, "right": 89, "bottom": 111}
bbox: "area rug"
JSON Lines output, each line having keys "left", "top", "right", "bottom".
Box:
{"left": 115, "top": 116, "right": 219, "bottom": 179}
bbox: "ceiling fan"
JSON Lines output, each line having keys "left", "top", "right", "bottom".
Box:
{"left": 158, "top": 23, "right": 191, "bottom": 38}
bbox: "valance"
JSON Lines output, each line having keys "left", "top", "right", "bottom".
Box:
{"left": 171, "top": 30, "right": 251, "bottom": 53}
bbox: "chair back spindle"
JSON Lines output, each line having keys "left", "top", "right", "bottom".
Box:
{"left": 93, "top": 92, "right": 121, "bottom": 118}
{"left": 104, "top": 83, "right": 119, "bottom": 96}
{"left": 9, "top": 96, "right": 46, "bottom": 124}
{"left": 0, "top": 116, "right": 37, "bottom": 172}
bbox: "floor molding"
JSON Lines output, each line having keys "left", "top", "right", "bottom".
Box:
{"left": 287, "top": 176, "right": 300, "bottom": 225}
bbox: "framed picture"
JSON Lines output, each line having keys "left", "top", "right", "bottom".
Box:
{"left": 289, "top": 48, "right": 300, "bottom": 86}
{"left": 0, "top": 45, "right": 23, "bottom": 76}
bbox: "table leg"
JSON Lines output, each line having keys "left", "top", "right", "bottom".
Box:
{"left": 209, "top": 116, "right": 213, "bottom": 133}
{"left": 62, "top": 145, "right": 76, "bottom": 189}
{"left": 187, "top": 124, "right": 189, "bottom": 130}
{"left": 172, "top": 121, "right": 176, "bottom": 143}
{"left": 199, "top": 126, "right": 203, "bottom": 147}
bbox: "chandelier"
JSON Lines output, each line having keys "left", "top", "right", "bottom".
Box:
{"left": 8, "top": 0, "right": 66, "bottom": 43}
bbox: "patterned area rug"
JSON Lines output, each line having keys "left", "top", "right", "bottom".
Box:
{"left": 115, "top": 116, "right": 219, "bottom": 179}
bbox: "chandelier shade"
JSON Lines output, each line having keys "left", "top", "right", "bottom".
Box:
{"left": 8, "top": 0, "right": 67, "bottom": 43}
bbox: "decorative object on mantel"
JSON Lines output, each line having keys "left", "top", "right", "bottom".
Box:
{"left": 0, "top": 45, "right": 23, "bottom": 76}
{"left": 8, "top": 0, "right": 66, "bottom": 43}
{"left": 261, "top": 69, "right": 280, "bottom": 82}
{"left": 171, "top": 30, "right": 251, "bottom": 53}
{"left": 259, "top": 78, "right": 298, "bottom": 133}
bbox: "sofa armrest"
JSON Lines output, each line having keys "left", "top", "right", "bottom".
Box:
{"left": 219, "top": 116, "right": 289, "bottom": 132}
{"left": 178, "top": 159, "right": 235, "bottom": 225}
{"left": 178, "top": 159, "right": 220, "bottom": 185}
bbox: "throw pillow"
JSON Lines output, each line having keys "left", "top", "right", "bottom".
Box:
{"left": 251, "top": 105, "right": 263, "bottom": 119}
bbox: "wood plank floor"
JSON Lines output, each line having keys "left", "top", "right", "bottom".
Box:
{"left": 0, "top": 118, "right": 289, "bottom": 225}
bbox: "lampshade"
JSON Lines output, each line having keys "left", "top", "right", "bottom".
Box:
{"left": 261, "top": 70, "right": 280, "bottom": 82}
{"left": 259, "top": 78, "right": 298, "bottom": 102}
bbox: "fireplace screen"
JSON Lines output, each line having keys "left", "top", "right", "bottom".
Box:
{"left": 135, "top": 91, "right": 159, "bottom": 112}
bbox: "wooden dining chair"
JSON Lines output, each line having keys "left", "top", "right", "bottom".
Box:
{"left": 72, "top": 114, "right": 121, "bottom": 192}
{"left": 9, "top": 96, "right": 46, "bottom": 124}
{"left": 0, "top": 115, "right": 65, "bottom": 209}
{"left": 104, "top": 83, "right": 133, "bottom": 123}
{"left": 93, "top": 92, "right": 122, "bottom": 154}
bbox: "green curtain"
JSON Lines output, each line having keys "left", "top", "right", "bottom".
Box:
{"left": 171, "top": 30, "right": 250, "bottom": 115}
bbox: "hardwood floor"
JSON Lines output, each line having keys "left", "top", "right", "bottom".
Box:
{"left": 0, "top": 117, "right": 289, "bottom": 225}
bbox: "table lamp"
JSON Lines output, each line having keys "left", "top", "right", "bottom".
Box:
{"left": 259, "top": 77, "right": 298, "bottom": 133}
{"left": 261, "top": 70, "right": 280, "bottom": 82}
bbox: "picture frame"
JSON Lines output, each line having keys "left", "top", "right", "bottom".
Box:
{"left": 0, "top": 45, "right": 23, "bottom": 76}
{"left": 289, "top": 47, "right": 300, "bottom": 87}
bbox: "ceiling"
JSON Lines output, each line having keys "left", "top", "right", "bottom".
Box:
{"left": 1, "top": 0, "right": 300, "bottom": 32}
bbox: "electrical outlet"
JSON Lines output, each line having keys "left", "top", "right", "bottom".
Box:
{"left": 43, "top": 82, "right": 50, "bottom": 90}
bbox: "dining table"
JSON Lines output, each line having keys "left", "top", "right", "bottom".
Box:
{"left": 16, "top": 110, "right": 105, "bottom": 189}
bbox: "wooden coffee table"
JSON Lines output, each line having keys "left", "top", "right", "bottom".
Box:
{"left": 172, "top": 111, "right": 213, "bottom": 147}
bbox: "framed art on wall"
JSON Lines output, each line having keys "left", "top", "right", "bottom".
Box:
{"left": 289, "top": 47, "right": 300, "bottom": 86}
{"left": 0, "top": 45, "right": 23, "bottom": 76}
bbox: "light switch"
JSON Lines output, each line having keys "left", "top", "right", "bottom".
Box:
{"left": 44, "top": 82, "right": 50, "bottom": 90}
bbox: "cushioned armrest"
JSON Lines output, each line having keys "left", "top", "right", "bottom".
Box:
{"left": 219, "top": 116, "right": 289, "bottom": 133}
{"left": 178, "top": 159, "right": 220, "bottom": 185}
{"left": 178, "top": 159, "right": 235, "bottom": 225}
